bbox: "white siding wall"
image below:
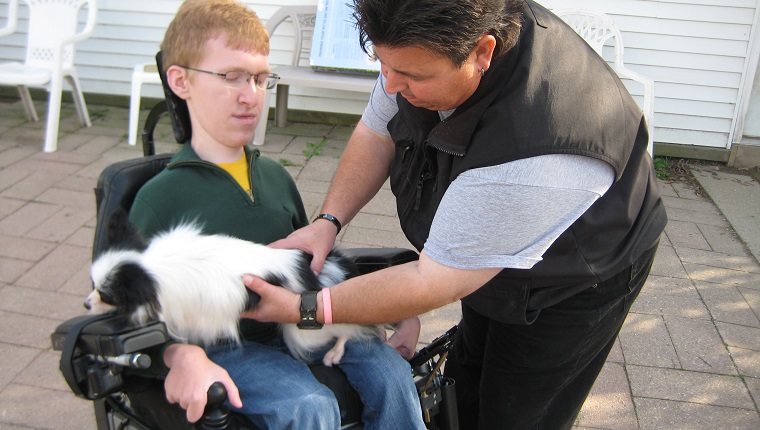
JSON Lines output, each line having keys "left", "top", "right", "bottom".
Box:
{"left": 0, "top": 0, "right": 368, "bottom": 116}
{"left": 540, "top": 0, "right": 758, "bottom": 148}
{"left": 1, "top": 0, "right": 758, "bottom": 148}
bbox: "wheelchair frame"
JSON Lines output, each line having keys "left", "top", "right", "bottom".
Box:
{"left": 52, "top": 248, "right": 458, "bottom": 430}
{"left": 51, "top": 52, "right": 459, "bottom": 430}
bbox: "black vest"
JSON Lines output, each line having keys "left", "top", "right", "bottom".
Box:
{"left": 387, "top": 0, "right": 667, "bottom": 324}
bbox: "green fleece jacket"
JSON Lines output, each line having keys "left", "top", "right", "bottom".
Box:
{"left": 129, "top": 143, "right": 309, "bottom": 343}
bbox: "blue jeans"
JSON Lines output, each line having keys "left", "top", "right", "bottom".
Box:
{"left": 207, "top": 335, "right": 425, "bottom": 429}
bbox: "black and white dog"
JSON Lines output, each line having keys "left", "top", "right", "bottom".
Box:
{"left": 85, "top": 211, "right": 378, "bottom": 366}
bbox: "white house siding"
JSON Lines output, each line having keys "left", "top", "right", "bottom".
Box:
{"left": 0, "top": 0, "right": 367, "bottom": 115}
{"left": 539, "top": 0, "right": 759, "bottom": 149}
{"left": 1, "top": 0, "right": 758, "bottom": 149}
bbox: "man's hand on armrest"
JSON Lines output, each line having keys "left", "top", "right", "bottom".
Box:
{"left": 163, "top": 343, "right": 242, "bottom": 423}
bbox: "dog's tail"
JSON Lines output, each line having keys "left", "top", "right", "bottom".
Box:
{"left": 317, "top": 249, "right": 359, "bottom": 290}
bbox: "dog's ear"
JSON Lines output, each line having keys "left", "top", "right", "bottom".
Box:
{"left": 106, "top": 208, "right": 149, "bottom": 253}
{"left": 110, "top": 262, "right": 160, "bottom": 316}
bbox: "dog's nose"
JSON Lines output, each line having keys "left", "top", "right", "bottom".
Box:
{"left": 83, "top": 299, "right": 91, "bottom": 310}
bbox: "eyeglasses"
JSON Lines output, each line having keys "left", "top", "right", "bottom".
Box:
{"left": 181, "top": 66, "right": 280, "bottom": 90}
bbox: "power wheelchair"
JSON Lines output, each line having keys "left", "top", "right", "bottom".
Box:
{"left": 51, "top": 53, "right": 458, "bottom": 430}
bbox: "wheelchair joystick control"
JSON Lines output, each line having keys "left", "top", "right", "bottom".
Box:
{"left": 198, "top": 382, "right": 233, "bottom": 430}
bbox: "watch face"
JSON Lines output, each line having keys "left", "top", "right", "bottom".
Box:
{"left": 298, "top": 292, "right": 323, "bottom": 329}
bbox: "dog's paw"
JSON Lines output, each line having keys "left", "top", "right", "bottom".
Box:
{"left": 322, "top": 346, "right": 345, "bottom": 367}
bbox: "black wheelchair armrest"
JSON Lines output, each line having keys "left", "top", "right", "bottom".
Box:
{"left": 51, "top": 313, "right": 171, "bottom": 400}
{"left": 342, "top": 247, "right": 419, "bottom": 275}
{"left": 52, "top": 314, "right": 170, "bottom": 356}
{"left": 409, "top": 325, "right": 458, "bottom": 370}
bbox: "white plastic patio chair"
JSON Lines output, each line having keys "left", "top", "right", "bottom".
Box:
{"left": 554, "top": 8, "right": 655, "bottom": 156}
{"left": 0, "top": 0, "right": 98, "bottom": 153}
{"left": 127, "top": 62, "right": 161, "bottom": 146}
{"left": 255, "top": 5, "right": 376, "bottom": 146}
{"left": 253, "top": 5, "right": 317, "bottom": 146}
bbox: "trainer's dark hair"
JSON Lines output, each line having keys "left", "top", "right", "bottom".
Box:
{"left": 351, "top": 0, "right": 523, "bottom": 67}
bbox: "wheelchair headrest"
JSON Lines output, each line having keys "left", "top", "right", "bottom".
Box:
{"left": 155, "top": 51, "right": 192, "bottom": 145}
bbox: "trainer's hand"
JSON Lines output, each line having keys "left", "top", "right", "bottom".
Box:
{"left": 386, "top": 316, "right": 421, "bottom": 360}
{"left": 268, "top": 222, "right": 337, "bottom": 274}
{"left": 163, "top": 344, "right": 242, "bottom": 423}
{"left": 241, "top": 275, "right": 300, "bottom": 324}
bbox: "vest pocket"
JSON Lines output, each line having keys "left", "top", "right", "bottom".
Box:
{"left": 389, "top": 140, "right": 416, "bottom": 194}
{"left": 461, "top": 276, "right": 538, "bottom": 325}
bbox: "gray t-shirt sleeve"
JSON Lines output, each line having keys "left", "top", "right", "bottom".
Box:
{"left": 424, "top": 154, "right": 615, "bottom": 270}
{"left": 361, "top": 74, "right": 397, "bottom": 137}
{"left": 359, "top": 75, "right": 614, "bottom": 270}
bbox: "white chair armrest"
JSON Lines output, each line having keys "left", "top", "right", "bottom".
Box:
{"left": 0, "top": 0, "right": 19, "bottom": 37}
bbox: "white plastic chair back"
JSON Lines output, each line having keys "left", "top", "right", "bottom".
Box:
{"left": 554, "top": 8, "right": 655, "bottom": 156}
{"left": 0, "top": 0, "right": 97, "bottom": 152}
{"left": 253, "top": 5, "right": 317, "bottom": 145}
{"left": 0, "top": 0, "right": 19, "bottom": 36}
{"left": 554, "top": 9, "right": 617, "bottom": 57}
{"left": 25, "top": 0, "right": 93, "bottom": 71}
{"left": 127, "top": 63, "right": 162, "bottom": 146}
{"left": 266, "top": 6, "right": 316, "bottom": 67}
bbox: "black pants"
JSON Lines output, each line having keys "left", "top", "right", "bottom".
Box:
{"left": 444, "top": 244, "right": 658, "bottom": 430}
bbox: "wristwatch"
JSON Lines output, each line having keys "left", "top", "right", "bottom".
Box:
{"left": 297, "top": 291, "right": 323, "bottom": 329}
{"left": 313, "top": 213, "right": 342, "bottom": 234}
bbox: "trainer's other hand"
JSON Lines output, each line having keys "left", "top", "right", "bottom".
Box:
{"left": 241, "top": 275, "right": 300, "bottom": 324}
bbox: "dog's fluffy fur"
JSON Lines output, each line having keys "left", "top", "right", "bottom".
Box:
{"left": 85, "top": 211, "right": 377, "bottom": 366}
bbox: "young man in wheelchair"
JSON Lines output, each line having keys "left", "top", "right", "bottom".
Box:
{"left": 124, "top": 0, "right": 425, "bottom": 427}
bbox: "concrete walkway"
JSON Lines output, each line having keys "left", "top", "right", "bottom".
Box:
{"left": 0, "top": 98, "right": 758, "bottom": 429}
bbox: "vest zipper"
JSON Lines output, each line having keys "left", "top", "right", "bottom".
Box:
{"left": 428, "top": 145, "right": 464, "bottom": 157}
{"left": 247, "top": 151, "right": 257, "bottom": 203}
{"left": 426, "top": 139, "right": 465, "bottom": 157}
{"left": 411, "top": 140, "right": 461, "bottom": 210}
{"left": 414, "top": 169, "right": 435, "bottom": 211}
